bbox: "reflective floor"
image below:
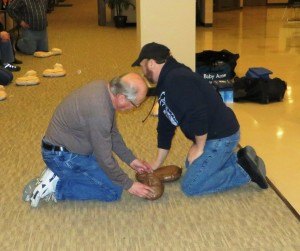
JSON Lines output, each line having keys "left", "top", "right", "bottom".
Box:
{"left": 196, "top": 6, "right": 300, "bottom": 213}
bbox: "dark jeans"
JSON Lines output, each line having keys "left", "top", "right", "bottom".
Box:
{"left": 17, "top": 28, "right": 48, "bottom": 55}
{"left": 0, "top": 39, "right": 14, "bottom": 63}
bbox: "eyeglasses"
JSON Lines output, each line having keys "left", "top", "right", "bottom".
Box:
{"left": 127, "top": 98, "right": 140, "bottom": 108}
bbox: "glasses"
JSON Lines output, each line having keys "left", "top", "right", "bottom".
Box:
{"left": 127, "top": 98, "right": 140, "bottom": 108}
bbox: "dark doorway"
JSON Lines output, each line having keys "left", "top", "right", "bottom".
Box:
{"left": 214, "top": 0, "right": 240, "bottom": 11}
{"left": 244, "top": 0, "right": 267, "bottom": 6}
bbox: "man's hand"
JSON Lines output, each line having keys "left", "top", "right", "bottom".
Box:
{"left": 187, "top": 134, "right": 207, "bottom": 164}
{"left": 130, "top": 159, "right": 152, "bottom": 173}
{"left": 149, "top": 148, "right": 170, "bottom": 170}
{"left": 128, "top": 182, "right": 154, "bottom": 198}
{"left": 0, "top": 31, "right": 10, "bottom": 42}
{"left": 187, "top": 143, "right": 203, "bottom": 164}
{"left": 20, "top": 21, "right": 30, "bottom": 29}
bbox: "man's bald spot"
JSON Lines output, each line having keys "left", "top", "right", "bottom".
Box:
{"left": 121, "top": 73, "right": 148, "bottom": 102}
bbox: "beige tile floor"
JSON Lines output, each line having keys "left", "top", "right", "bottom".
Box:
{"left": 196, "top": 6, "right": 299, "bottom": 213}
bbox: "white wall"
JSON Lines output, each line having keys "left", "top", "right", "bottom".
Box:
{"left": 136, "top": 0, "right": 196, "bottom": 70}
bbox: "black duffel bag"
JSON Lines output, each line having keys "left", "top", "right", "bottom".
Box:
{"left": 234, "top": 77, "right": 287, "bottom": 104}
{"left": 196, "top": 49, "right": 239, "bottom": 83}
{"left": 0, "top": 68, "right": 13, "bottom": 86}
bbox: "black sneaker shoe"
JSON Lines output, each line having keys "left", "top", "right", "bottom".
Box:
{"left": 237, "top": 146, "right": 268, "bottom": 189}
{"left": 13, "top": 58, "right": 23, "bottom": 64}
{"left": 2, "top": 63, "right": 21, "bottom": 72}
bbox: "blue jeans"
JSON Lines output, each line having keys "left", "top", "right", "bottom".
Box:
{"left": 0, "top": 40, "right": 14, "bottom": 63}
{"left": 181, "top": 131, "right": 250, "bottom": 196}
{"left": 42, "top": 148, "right": 123, "bottom": 202}
{"left": 18, "top": 28, "right": 48, "bottom": 55}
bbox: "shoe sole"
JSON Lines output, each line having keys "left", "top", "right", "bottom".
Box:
{"left": 16, "top": 82, "right": 40, "bottom": 86}
{"left": 43, "top": 73, "right": 66, "bottom": 77}
{"left": 22, "top": 178, "right": 39, "bottom": 202}
{"left": 34, "top": 51, "right": 61, "bottom": 58}
{"left": 33, "top": 52, "right": 52, "bottom": 58}
{"left": 237, "top": 146, "right": 268, "bottom": 189}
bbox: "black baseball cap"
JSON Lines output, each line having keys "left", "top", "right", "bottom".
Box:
{"left": 132, "top": 42, "right": 170, "bottom": 67}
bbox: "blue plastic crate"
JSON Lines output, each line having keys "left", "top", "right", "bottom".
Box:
{"left": 245, "top": 67, "right": 272, "bottom": 80}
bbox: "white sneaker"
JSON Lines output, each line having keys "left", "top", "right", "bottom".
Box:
{"left": 30, "top": 168, "right": 59, "bottom": 208}
{"left": 22, "top": 178, "right": 39, "bottom": 202}
{"left": 44, "top": 193, "right": 57, "bottom": 203}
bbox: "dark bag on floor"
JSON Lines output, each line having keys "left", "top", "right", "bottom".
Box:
{"left": 234, "top": 77, "right": 287, "bottom": 104}
{"left": 196, "top": 49, "right": 239, "bottom": 83}
{"left": 0, "top": 68, "right": 13, "bottom": 86}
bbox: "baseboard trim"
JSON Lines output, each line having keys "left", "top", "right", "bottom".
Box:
{"left": 197, "top": 22, "right": 213, "bottom": 27}
{"left": 267, "top": 3, "right": 287, "bottom": 6}
{"left": 266, "top": 177, "right": 300, "bottom": 221}
{"left": 126, "top": 22, "right": 136, "bottom": 27}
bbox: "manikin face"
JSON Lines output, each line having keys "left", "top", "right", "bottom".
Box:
{"left": 140, "top": 59, "right": 156, "bottom": 84}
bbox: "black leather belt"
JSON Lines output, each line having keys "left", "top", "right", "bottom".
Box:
{"left": 42, "top": 141, "right": 69, "bottom": 152}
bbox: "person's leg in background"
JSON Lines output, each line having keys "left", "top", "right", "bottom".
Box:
{"left": 36, "top": 29, "right": 49, "bottom": 52}
{"left": 181, "top": 131, "right": 250, "bottom": 196}
{"left": 47, "top": 0, "right": 55, "bottom": 13}
{"left": 16, "top": 28, "right": 38, "bottom": 55}
{"left": 8, "top": 28, "right": 23, "bottom": 64}
{"left": 0, "top": 39, "right": 21, "bottom": 71}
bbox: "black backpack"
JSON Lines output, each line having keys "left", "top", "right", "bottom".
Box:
{"left": 196, "top": 49, "right": 239, "bottom": 83}
{"left": 234, "top": 77, "right": 287, "bottom": 104}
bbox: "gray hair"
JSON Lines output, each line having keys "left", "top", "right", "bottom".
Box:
{"left": 109, "top": 74, "right": 138, "bottom": 101}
